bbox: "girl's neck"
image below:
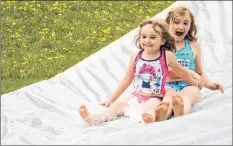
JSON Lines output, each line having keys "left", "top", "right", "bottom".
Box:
{"left": 175, "top": 39, "right": 185, "bottom": 50}
{"left": 143, "top": 49, "right": 160, "bottom": 59}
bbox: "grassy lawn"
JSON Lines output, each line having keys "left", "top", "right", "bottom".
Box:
{"left": 1, "top": 1, "right": 174, "bottom": 94}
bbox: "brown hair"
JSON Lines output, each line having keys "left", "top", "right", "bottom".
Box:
{"left": 135, "top": 19, "right": 176, "bottom": 52}
{"left": 165, "top": 6, "right": 197, "bottom": 42}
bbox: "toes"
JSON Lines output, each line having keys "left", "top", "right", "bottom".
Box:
{"left": 142, "top": 113, "right": 154, "bottom": 123}
{"left": 172, "top": 95, "right": 183, "bottom": 106}
{"left": 154, "top": 114, "right": 159, "bottom": 122}
{"left": 79, "top": 104, "right": 86, "bottom": 110}
{"left": 172, "top": 98, "right": 178, "bottom": 106}
{"left": 157, "top": 102, "right": 163, "bottom": 107}
{"left": 142, "top": 113, "right": 148, "bottom": 117}
{"left": 172, "top": 95, "right": 184, "bottom": 117}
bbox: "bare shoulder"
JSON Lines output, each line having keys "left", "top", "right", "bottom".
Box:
{"left": 190, "top": 40, "right": 201, "bottom": 57}
{"left": 165, "top": 50, "right": 174, "bottom": 57}
{"left": 130, "top": 49, "right": 141, "bottom": 61}
{"left": 190, "top": 40, "right": 201, "bottom": 51}
{"left": 131, "top": 49, "right": 140, "bottom": 55}
{"left": 164, "top": 50, "right": 175, "bottom": 65}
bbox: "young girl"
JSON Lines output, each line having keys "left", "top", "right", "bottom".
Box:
{"left": 159, "top": 6, "right": 224, "bottom": 120}
{"left": 79, "top": 19, "right": 200, "bottom": 126}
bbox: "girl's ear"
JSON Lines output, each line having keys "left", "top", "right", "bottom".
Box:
{"left": 162, "top": 39, "right": 166, "bottom": 45}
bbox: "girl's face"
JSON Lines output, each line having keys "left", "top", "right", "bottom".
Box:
{"left": 170, "top": 11, "right": 191, "bottom": 42}
{"left": 139, "top": 24, "right": 165, "bottom": 52}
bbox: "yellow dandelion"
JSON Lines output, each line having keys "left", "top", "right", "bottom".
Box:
{"left": 103, "top": 10, "right": 108, "bottom": 15}
{"left": 116, "top": 26, "right": 122, "bottom": 31}
{"left": 101, "top": 27, "right": 110, "bottom": 34}
{"left": 147, "top": 9, "right": 154, "bottom": 13}
{"left": 39, "top": 31, "right": 45, "bottom": 34}
{"left": 51, "top": 32, "right": 55, "bottom": 38}
{"left": 100, "top": 37, "right": 106, "bottom": 42}
{"left": 94, "top": 10, "right": 98, "bottom": 14}
{"left": 62, "top": 47, "right": 69, "bottom": 50}
{"left": 138, "top": 9, "right": 143, "bottom": 14}
{"left": 15, "top": 33, "right": 21, "bottom": 38}
{"left": 43, "top": 28, "right": 49, "bottom": 31}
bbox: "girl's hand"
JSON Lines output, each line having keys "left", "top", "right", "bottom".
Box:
{"left": 99, "top": 99, "right": 114, "bottom": 107}
{"left": 189, "top": 70, "right": 203, "bottom": 89}
{"left": 207, "top": 82, "right": 224, "bottom": 93}
{"left": 197, "top": 78, "right": 204, "bottom": 89}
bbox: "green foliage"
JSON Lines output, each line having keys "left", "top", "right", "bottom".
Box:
{"left": 1, "top": 1, "right": 174, "bottom": 94}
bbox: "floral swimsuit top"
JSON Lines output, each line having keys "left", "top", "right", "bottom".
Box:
{"left": 133, "top": 48, "right": 168, "bottom": 94}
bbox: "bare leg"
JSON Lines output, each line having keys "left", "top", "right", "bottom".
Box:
{"left": 172, "top": 86, "right": 201, "bottom": 117}
{"left": 79, "top": 97, "right": 129, "bottom": 126}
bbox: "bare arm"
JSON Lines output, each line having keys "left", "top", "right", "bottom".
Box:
{"left": 193, "top": 41, "right": 224, "bottom": 93}
{"left": 108, "top": 52, "right": 137, "bottom": 102}
{"left": 166, "top": 51, "right": 199, "bottom": 87}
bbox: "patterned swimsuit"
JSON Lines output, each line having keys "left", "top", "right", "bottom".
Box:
{"left": 132, "top": 48, "right": 168, "bottom": 103}
{"left": 166, "top": 39, "right": 196, "bottom": 92}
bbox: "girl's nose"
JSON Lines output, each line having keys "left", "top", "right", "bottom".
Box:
{"left": 178, "top": 24, "right": 185, "bottom": 30}
{"left": 145, "top": 38, "right": 150, "bottom": 43}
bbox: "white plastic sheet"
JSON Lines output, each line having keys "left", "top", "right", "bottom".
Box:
{"left": 1, "top": 1, "right": 232, "bottom": 145}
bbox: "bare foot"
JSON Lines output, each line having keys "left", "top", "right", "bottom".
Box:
{"left": 142, "top": 101, "right": 170, "bottom": 123}
{"left": 154, "top": 106, "right": 161, "bottom": 122}
{"left": 79, "top": 105, "right": 100, "bottom": 125}
{"left": 79, "top": 104, "right": 90, "bottom": 119}
{"left": 142, "top": 113, "right": 154, "bottom": 123}
{"left": 172, "top": 95, "right": 184, "bottom": 117}
{"left": 156, "top": 101, "right": 170, "bottom": 121}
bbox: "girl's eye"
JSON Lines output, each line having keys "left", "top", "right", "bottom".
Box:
{"left": 174, "top": 21, "right": 179, "bottom": 24}
{"left": 184, "top": 22, "right": 189, "bottom": 25}
{"left": 142, "top": 36, "right": 146, "bottom": 39}
{"left": 151, "top": 37, "right": 156, "bottom": 39}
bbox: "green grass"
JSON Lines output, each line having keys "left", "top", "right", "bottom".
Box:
{"left": 1, "top": 1, "right": 174, "bottom": 94}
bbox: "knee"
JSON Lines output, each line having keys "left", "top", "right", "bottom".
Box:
{"left": 112, "top": 101, "right": 127, "bottom": 116}
{"left": 112, "top": 100, "right": 127, "bottom": 109}
{"left": 164, "top": 88, "right": 177, "bottom": 100}
{"left": 189, "top": 86, "right": 201, "bottom": 94}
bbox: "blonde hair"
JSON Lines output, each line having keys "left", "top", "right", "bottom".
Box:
{"left": 135, "top": 19, "right": 176, "bottom": 52}
{"left": 165, "top": 6, "right": 197, "bottom": 42}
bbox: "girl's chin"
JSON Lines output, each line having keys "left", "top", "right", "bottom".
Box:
{"left": 174, "top": 36, "right": 185, "bottom": 42}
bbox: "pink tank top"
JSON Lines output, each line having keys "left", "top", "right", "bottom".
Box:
{"left": 133, "top": 48, "right": 168, "bottom": 94}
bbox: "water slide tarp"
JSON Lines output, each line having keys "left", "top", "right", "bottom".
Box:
{"left": 1, "top": 1, "right": 232, "bottom": 145}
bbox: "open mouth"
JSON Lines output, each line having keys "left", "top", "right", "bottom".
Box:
{"left": 175, "top": 31, "right": 184, "bottom": 36}
{"left": 144, "top": 44, "right": 153, "bottom": 47}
